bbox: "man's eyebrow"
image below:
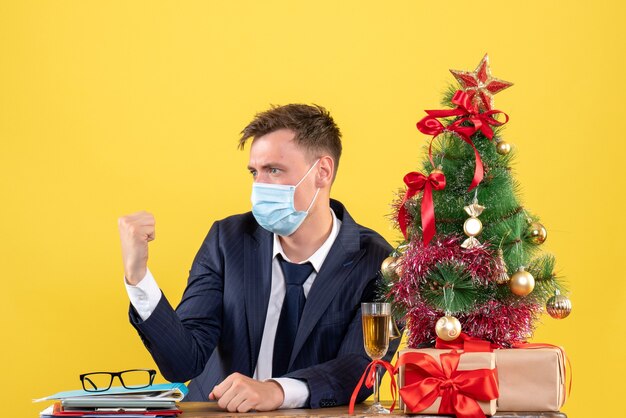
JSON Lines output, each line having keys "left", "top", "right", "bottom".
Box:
{"left": 246, "top": 162, "right": 286, "bottom": 171}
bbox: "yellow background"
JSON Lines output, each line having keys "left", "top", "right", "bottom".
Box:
{"left": 1, "top": 1, "right": 624, "bottom": 417}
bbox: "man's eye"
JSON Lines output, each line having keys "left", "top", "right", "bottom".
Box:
{"left": 269, "top": 168, "right": 280, "bottom": 175}
{"left": 249, "top": 170, "right": 257, "bottom": 177}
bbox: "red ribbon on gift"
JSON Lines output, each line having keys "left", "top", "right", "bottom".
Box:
{"left": 348, "top": 359, "right": 397, "bottom": 414}
{"left": 416, "top": 90, "right": 509, "bottom": 191}
{"left": 435, "top": 332, "right": 499, "bottom": 353}
{"left": 395, "top": 351, "right": 499, "bottom": 418}
{"left": 397, "top": 170, "right": 446, "bottom": 245}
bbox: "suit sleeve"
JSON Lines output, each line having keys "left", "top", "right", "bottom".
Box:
{"left": 128, "top": 221, "right": 225, "bottom": 383}
{"left": 283, "top": 273, "right": 401, "bottom": 409}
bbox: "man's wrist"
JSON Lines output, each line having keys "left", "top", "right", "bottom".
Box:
{"left": 124, "top": 267, "right": 161, "bottom": 321}
{"left": 267, "top": 380, "right": 285, "bottom": 407}
{"left": 125, "top": 266, "right": 147, "bottom": 285}
{"left": 268, "top": 378, "right": 309, "bottom": 409}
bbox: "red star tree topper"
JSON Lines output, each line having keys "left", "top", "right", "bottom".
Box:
{"left": 449, "top": 54, "right": 513, "bottom": 111}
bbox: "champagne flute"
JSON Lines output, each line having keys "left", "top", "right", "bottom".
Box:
{"left": 361, "top": 302, "right": 391, "bottom": 414}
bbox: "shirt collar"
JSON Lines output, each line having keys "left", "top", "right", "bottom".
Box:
{"left": 272, "top": 208, "right": 342, "bottom": 272}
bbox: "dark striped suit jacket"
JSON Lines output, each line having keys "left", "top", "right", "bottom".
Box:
{"left": 129, "top": 199, "right": 399, "bottom": 408}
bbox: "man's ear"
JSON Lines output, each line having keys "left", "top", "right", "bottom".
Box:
{"left": 316, "top": 156, "right": 335, "bottom": 188}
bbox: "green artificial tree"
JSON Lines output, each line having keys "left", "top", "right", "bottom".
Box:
{"left": 382, "top": 54, "right": 572, "bottom": 348}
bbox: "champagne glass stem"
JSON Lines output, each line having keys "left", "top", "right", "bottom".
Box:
{"left": 373, "top": 363, "right": 381, "bottom": 406}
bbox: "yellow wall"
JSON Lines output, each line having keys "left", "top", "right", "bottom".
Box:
{"left": 1, "top": 1, "right": 623, "bottom": 416}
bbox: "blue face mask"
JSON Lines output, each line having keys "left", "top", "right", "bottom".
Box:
{"left": 251, "top": 160, "right": 321, "bottom": 236}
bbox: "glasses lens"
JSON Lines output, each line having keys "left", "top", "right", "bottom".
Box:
{"left": 120, "top": 370, "right": 153, "bottom": 389}
{"left": 82, "top": 373, "right": 113, "bottom": 392}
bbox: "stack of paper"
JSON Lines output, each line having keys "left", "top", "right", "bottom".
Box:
{"left": 35, "top": 383, "right": 188, "bottom": 417}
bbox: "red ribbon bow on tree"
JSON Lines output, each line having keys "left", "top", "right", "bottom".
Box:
{"left": 462, "top": 108, "right": 509, "bottom": 141}
{"left": 398, "top": 170, "right": 446, "bottom": 244}
{"left": 416, "top": 90, "right": 509, "bottom": 191}
{"left": 395, "top": 351, "right": 499, "bottom": 418}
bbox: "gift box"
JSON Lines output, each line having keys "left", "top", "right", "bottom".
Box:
{"left": 495, "top": 346, "right": 567, "bottom": 411}
{"left": 397, "top": 345, "right": 568, "bottom": 414}
{"left": 397, "top": 348, "right": 498, "bottom": 416}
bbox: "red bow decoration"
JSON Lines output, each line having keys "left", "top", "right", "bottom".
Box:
{"left": 462, "top": 109, "right": 509, "bottom": 141}
{"left": 395, "top": 351, "right": 499, "bottom": 418}
{"left": 416, "top": 90, "right": 509, "bottom": 191}
{"left": 397, "top": 170, "right": 446, "bottom": 245}
{"left": 416, "top": 91, "right": 478, "bottom": 148}
{"left": 348, "top": 359, "right": 397, "bottom": 414}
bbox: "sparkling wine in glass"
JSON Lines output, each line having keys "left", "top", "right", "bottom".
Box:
{"left": 361, "top": 302, "right": 391, "bottom": 414}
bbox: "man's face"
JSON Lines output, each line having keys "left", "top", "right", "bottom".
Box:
{"left": 248, "top": 128, "right": 318, "bottom": 213}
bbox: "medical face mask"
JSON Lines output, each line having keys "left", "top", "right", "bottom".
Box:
{"left": 251, "top": 160, "right": 321, "bottom": 236}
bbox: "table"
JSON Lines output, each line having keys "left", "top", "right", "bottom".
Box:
{"left": 180, "top": 402, "right": 567, "bottom": 417}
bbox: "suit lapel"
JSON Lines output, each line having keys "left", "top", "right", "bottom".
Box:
{"left": 244, "top": 225, "right": 273, "bottom": 375}
{"left": 289, "top": 200, "right": 363, "bottom": 368}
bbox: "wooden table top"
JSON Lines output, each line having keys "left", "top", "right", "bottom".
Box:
{"left": 180, "top": 402, "right": 567, "bottom": 417}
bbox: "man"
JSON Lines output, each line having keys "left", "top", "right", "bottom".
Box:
{"left": 118, "top": 104, "right": 399, "bottom": 412}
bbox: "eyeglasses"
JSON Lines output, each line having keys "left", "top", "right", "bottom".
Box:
{"left": 79, "top": 369, "right": 156, "bottom": 392}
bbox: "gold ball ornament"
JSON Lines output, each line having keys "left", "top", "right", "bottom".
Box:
{"left": 546, "top": 290, "right": 572, "bottom": 319}
{"left": 394, "top": 257, "right": 405, "bottom": 278}
{"left": 526, "top": 222, "right": 548, "bottom": 245}
{"left": 381, "top": 256, "right": 399, "bottom": 277}
{"left": 435, "top": 315, "right": 462, "bottom": 341}
{"left": 510, "top": 267, "right": 535, "bottom": 296}
{"left": 496, "top": 140, "right": 511, "bottom": 155}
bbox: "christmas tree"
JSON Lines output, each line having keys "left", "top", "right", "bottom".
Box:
{"left": 383, "top": 54, "right": 572, "bottom": 348}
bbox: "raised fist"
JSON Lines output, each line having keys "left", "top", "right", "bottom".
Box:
{"left": 118, "top": 211, "right": 156, "bottom": 285}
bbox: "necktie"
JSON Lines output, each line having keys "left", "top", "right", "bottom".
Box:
{"left": 272, "top": 255, "right": 314, "bottom": 377}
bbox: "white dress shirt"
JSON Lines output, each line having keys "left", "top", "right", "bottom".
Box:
{"left": 125, "top": 209, "right": 341, "bottom": 409}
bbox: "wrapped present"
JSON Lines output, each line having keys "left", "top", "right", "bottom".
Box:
{"left": 434, "top": 334, "right": 569, "bottom": 412}
{"left": 396, "top": 348, "right": 498, "bottom": 417}
{"left": 495, "top": 346, "right": 567, "bottom": 411}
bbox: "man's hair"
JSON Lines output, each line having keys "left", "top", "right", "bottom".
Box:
{"left": 238, "top": 104, "right": 342, "bottom": 179}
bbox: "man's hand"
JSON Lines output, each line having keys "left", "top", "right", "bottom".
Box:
{"left": 118, "top": 211, "right": 155, "bottom": 285}
{"left": 209, "top": 373, "right": 285, "bottom": 412}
